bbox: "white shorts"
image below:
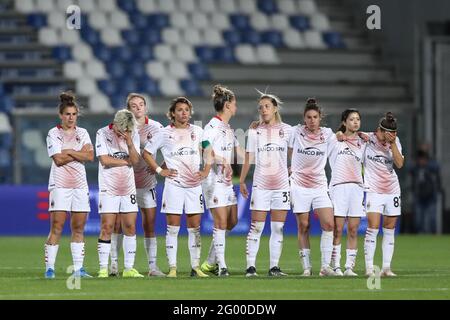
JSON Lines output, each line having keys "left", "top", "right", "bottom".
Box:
{"left": 365, "top": 192, "right": 401, "bottom": 216}
{"left": 290, "top": 184, "right": 332, "bottom": 213}
{"left": 161, "top": 183, "right": 204, "bottom": 214}
{"left": 329, "top": 183, "right": 365, "bottom": 218}
{"left": 98, "top": 192, "right": 138, "bottom": 214}
{"left": 203, "top": 182, "right": 237, "bottom": 209}
{"left": 250, "top": 187, "right": 291, "bottom": 211}
{"left": 49, "top": 188, "right": 90, "bottom": 212}
{"left": 136, "top": 187, "right": 157, "bottom": 209}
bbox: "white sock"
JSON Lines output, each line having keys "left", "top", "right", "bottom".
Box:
{"left": 364, "top": 228, "right": 379, "bottom": 270}
{"left": 110, "top": 233, "right": 123, "bottom": 266}
{"left": 213, "top": 228, "right": 226, "bottom": 269}
{"left": 123, "top": 235, "right": 137, "bottom": 270}
{"left": 246, "top": 221, "right": 265, "bottom": 268}
{"left": 188, "top": 227, "right": 201, "bottom": 269}
{"left": 166, "top": 225, "right": 180, "bottom": 268}
{"left": 97, "top": 240, "right": 111, "bottom": 269}
{"left": 44, "top": 244, "right": 59, "bottom": 270}
{"left": 320, "top": 230, "right": 333, "bottom": 268}
{"left": 331, "top": 244, "right": 341, "bottom": 269}
{"left": 269, "top": 221, "right": 284, "bottom": 269}
{"left": 299, "top": 249, "right": 311, "bottom": 270}
{"left": 206, "top": 238, "right": 216, "bottom": 265}
{"left": 382, "top": 228, "right": 395, "bottom": 270}
{"left": 345, "top": 249, "right": 358, "bottom": 270}
{"left": 144, "top": 237, "right": 158, "bottom": 271}
{"left": 70, "top": 242, "right": 85, "bottom": 272}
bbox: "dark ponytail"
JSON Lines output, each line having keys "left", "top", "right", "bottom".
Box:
{"left": 379, "top": 112, "right": 397, "bottom": 132}
{"left": 58, "top": 91, "right": 79, "bottom": 114}
{"left": 337, "top": 108, "right": 360, "bottom": 133}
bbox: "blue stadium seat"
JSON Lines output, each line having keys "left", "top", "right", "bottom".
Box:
{"left": 119, "top": 78, "right": 138, "bottom": 94}
{"left": 230, "top": 14, "right": 251, "bottom": 31}
{"left": 132, "top": 12, "right": 149, "bottom": 29}
{"left": 188, "top": 63, "right": 211, "bottom": 80}
{"left": 140, "top": 30, "right": 162, "bottom": 45}
{"left": 112, "top": 46, "right": 134, "bottom": 62}
{"left": 130, "top": 61, "right": 146, "bottom": 78}
{"left": 0, "top": 149, "right": 11, "bottom": 167}
{"left": 134, "top": 46, "right": 154, "bottom": 61}
{"left": 180, "top": 80, "right": 203, "bottom": 96}
{"left": 122, "top": 30, "right": 141, "bottom": 46}
{"left": 106, "top": 61, "right": 126, "bottom": 79}
{"left": 290, "top": 15, "right": 310, "bottom": 31}
{"left": 93, "top": 44, "right": 112, "bottom": 62}
{"left": 0, "top": 133, "right": 12, "bottom": 149}
{"left": 80, "top": 25, "right": 100, "bottom": 46}
{"left": 117, "top": 0, "right": 137, "bottom": 13}
{"left": 243, "top": 30, "right": 262, "bottom": 45}
{"left": 110, "top": 94, "right": 127, "bottom": 109}
{"left": 26, "top": 14, "right": 47, "bottom": 28}
{"left": 138, "top": 77, "right": 161, "bottom": 96}
{"left": 223, "top": 30, "right": 243, "bottom": 46}
{"left": 261, "top": 31, "right": 284, "bottom": 47}
{"left": 213, "top": 46, "right": 236, "bottom": 63}
{"left": 0, "top": 85, "right": 4, "bottom": 96}
{"left": 0, "top": 96, "right": 14, "bottom": 113}
{"left": 98, "top": 80, "right": 117, "bottom": 96}
{"left": 257, "top": 0, "right": 278, "bottom": 15}
{"left": 195, "top": 46, "right": 215, "bottom": 63}
{"left": 148, "top": 14, "right": 170, "bottom": 29}
{"left": 323, "top": 31, "right": 346, "bottom": 49}
{"left": 52, "top": 46, "right": 72, "bottom": 61}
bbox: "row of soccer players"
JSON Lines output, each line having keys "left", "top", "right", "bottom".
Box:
{"left": 44, "top": 84, "right": 403, "bottom": 279}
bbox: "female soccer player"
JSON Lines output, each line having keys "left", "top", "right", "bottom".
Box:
{"left": 363, "top": 112, "right": 404, "bottom": 277}
{"left": 109, "top": 93, "right": 166, "bottom": 277}
{"left": 328, "top": 109, "right": 367, "bottom": 276}
{"left": 44, "top": 91, "right": 94, "bottom": 279}
{"left": 240, "top": 91, "right": 292, "bottom": 277}
{"left": 142, "top": 97, "right": 210, "bottom": 278}
{"left": 95, "top": 109, "right": 144, "bottom": 278}
{"left": 200, "top": 85, "right": 239, "bottom": 277}
{"left": 288, "top": 98, "right": 335, "bottom": 277}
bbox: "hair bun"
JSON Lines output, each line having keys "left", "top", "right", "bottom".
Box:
{"left": 385, "top": 112, "right": 395, "bottom": 121}
{"left": 306, "top": 98, "right": 317, "bottom": 107}
{"left": 60, "top": 91, "right": 75, "bottom": 104}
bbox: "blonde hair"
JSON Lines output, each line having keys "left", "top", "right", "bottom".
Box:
{"left": 126, "top": 92, "right": 149, "bottom": 110}
{"left": 114, "top": 109, "right": 137, "bottom": 133}
{"left": 212, "top": 84, "right": 235, "bottom": 112}
{"left": 256, "top": 89, "right": 282, "bottom": 124}
{"left": 166, "top": 96, "right": 194, "bottom": 123}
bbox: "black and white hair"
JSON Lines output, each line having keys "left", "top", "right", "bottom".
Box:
{"left": 114, "top": 109, "right": 137, "bottom": 133}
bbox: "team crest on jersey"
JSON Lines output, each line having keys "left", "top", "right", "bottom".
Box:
{"left": 76, "top": 135, "right": 80, "bottom": 143}
{"left": 320, "top": 134, "right": 324, "bottom": 142}
{"left": 279, "top": 129, "right": 284, "bottom": 138}
{"left": 147, "top": 132, "right": 152, "bottom": 140}
{"left": 191, "top": 131, "right": 196, "bottom": 141}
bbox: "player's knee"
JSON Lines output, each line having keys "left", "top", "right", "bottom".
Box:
{"left": 51, "top": 223, "right": 64, "bottom": 236}
{"left": 347, "top": 227, "right": 358, "bottom": 238}
{"left": 299, "top": 220, "right": 310, "bottom": 233}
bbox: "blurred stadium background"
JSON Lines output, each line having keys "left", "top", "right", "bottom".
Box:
{"left": 0, "top": 0, "right": 449, "bottom": 236}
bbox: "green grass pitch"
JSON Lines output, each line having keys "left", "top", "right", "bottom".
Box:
{"left": 0, "top": 235, "right": 449, "bottom": 300}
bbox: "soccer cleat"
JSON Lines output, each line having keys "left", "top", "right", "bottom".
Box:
{"left": 200, "top": 261, "right": 219, "bottom": 275}
{"left": 365, "top": 268, "right": 375, "bottom": 277}
{"left": 333, "top": 267, "right": 344, "bottom": 276}
{"left": 218, "top": 268, "right": 229, "bottom": 277}
{"left": 123, "top": 268, "right": 144, "bottom": 278}
{"left": 98, "top": 268, "right": 108, "bottom": 278}
{"left": 109, "top": 261, "right": 119, "bottom": 277}
{"left": 73, "top": 267, "right": 93, "bottom": 278}
{"left": 343, "top": 268, "right": 358, "bottom": 276}
{"left": 148, "top": 267, "right": 166, "bottom": 277}
{"left": 166, "top": 267, "right": 177, "bottom": 278}
{"left": 381, "top": 269, "right": 397, "bottom": 277}
{"left": 245, "top": 266, "right": 258, "bottom": 277}
{"left": 302, "top": 268, "right": 312, "bottom": 277}
{"left": 268, "top": 266, "right": 288, "bottom": 277}
{"left": 319, "top": 266, "right": 336, "bottom": 277}
{"left": 45, "top": 268, "right": 55, "bottom": 279}
{"left": 190, "top": 267, "right": 209, "bottom": 278}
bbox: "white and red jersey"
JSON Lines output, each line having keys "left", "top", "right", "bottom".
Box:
{"left": 133, "top": 117, "right": 164, "bottom": 189}
{"left": 328, "top": 135, "right": 366, "bottom": 187}
{"left": 95, "top": 123, "right": 140, "bottom": 196}
{"left": 289, "top": 125, "right": 333, "bottom": 189}
{"left": 363, "top": 132, "right": 402, "bottom": 194}
{"left": 144, "top": 124, "right": 203, "bottom": 188}
{"left": 202, "top": 116, "right": 239, "bottom": 186}
{"left": 47, "top": 125, "right": 92, "bottom": 191}
{"left": 247, "top": 122, "right": 292, "bottom": 190}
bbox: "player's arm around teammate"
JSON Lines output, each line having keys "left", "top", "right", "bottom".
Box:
{"left": 96, "top": 109, "right": 144, "bottom": 278}
{"left": 241, "top": 92, "right": 292, "bottom": 277}
{"left": 288, "top": 98, "right": 335, "bottom": 277}
{"left": 44, "top": 91, "right": 93, "bottom": 279}
{"left": 142, "top": 97, "right": 209, "bottom": 278}
{"left": 363, "top": 112, "right": 404, "bottom": 277}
